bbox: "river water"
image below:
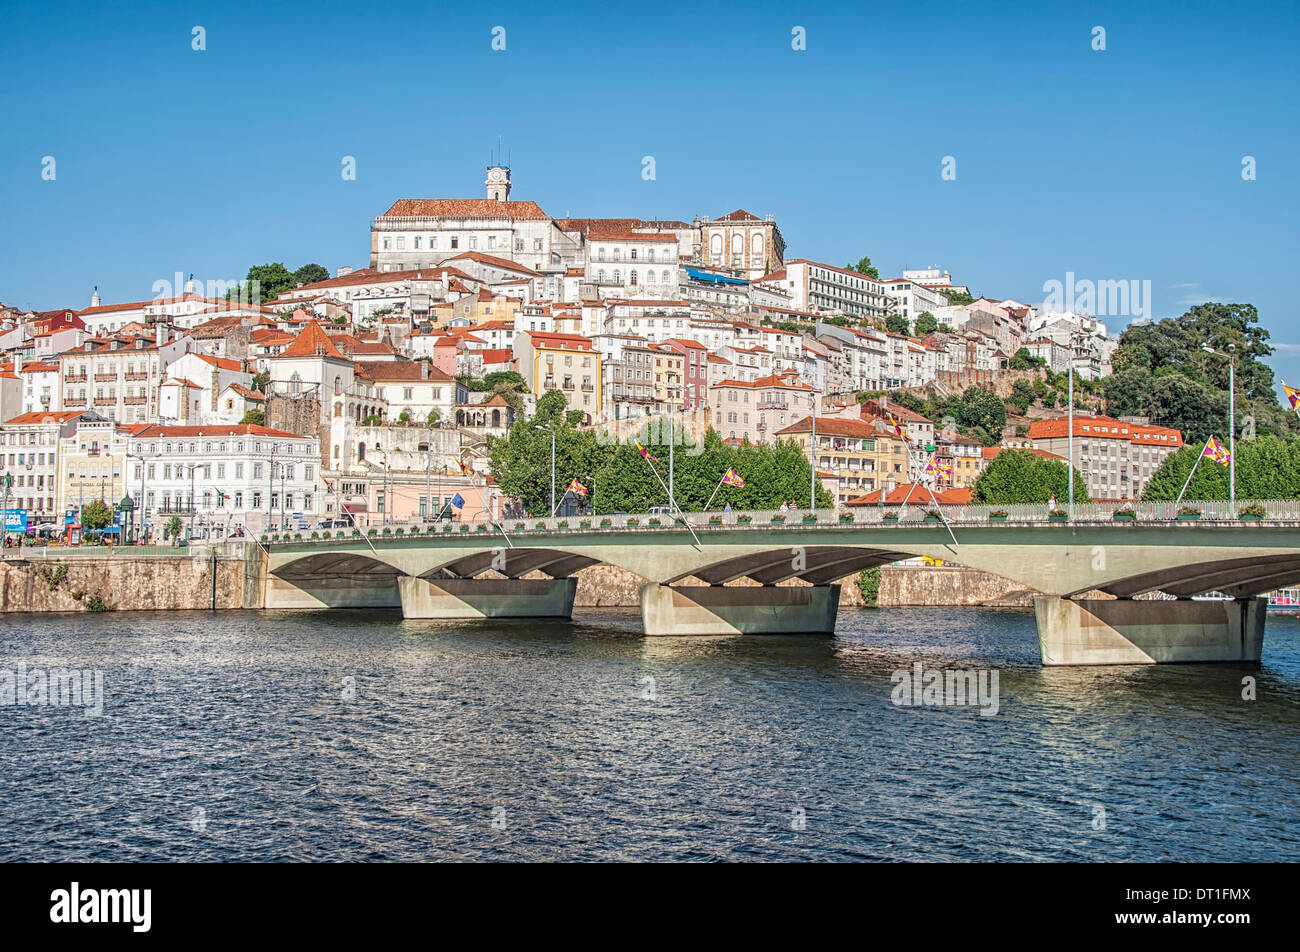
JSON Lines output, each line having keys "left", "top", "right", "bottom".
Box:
{"left": 0, "top": 607, "right": 1296, "bottom": 862}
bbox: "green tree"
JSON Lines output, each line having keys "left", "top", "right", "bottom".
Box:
{"left": 849, "top": 256, "right": 880, "bottom": 279}
{"left": 972, "top": 449, "right": 1089, "bottom": 504}
{"left": 166, "top": 515, "right": 183, "bottom": 540}
{"left": 250, "top": 371, "right": 269, "bottom": 393}
{"left": 1009, "top": 379, "right": 1035, "bottom": 414}
{"left": 427, "top": 409, "right": 440, "bottom": 426}
{"left": 941, "top": 289, "right": 974, "bottom": 306}
{"left": 950, "top": 386, "right": 1006, "bottom": 445}
{"left": 397, "top": 410, "right": 412, "bottom": 424}
{"left": 239, "top": 409, "right": 265, "bottom": 426}
{"left": 1008, "top": 347, "right": 1045, "bottom": 370}
{"left": 885, "top": 314, "right": 911, "bottom": 336}
{"left": 80, "top": 499, "right": 113, "bottom": 530}
{"left": 240, "top": 263, "right": 296, "bottom": 304}
{"left": 293, "top": 263, "right": 330, "bottom": 287}
{"left": 1143, "top": 434, "right": 1300, "bottom": 501}
{"left": 913, "top": 312, "right": 938, "bottom": 336}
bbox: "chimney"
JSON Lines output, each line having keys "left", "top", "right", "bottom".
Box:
{"left": 155, "top": 324, "right": 165, "bottom": 347}
{"left": 13, "top": 351, "right": 19, "bottom": 374}
{"left": 421, "top": 361, "right": 429, "bottom": 379}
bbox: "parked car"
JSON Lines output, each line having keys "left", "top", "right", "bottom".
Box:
{"left": 315, "top": 518, "right": 352, "bottom": 529}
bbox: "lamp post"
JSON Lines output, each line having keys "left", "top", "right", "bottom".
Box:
{"left": 809, "top": 411, "right": 817, "bottom": 510}
{"left": 1203, "top": 342, "right": 1237, "bottom": 505}
{"left": 267, "top": 445, "right": 276, "bottom": 535}
{"left": 1067, "top": 331, "right": 1082, "bottom": 522}
{"left": 188, "top": 463, "right": 197, "bottom": 540}
{"left": 535, "top": 424, "right": 555, "bottom": 516}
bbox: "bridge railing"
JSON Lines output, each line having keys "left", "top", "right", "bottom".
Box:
{"left": 253, "top": 499, "right": 1300, "bottom": 545}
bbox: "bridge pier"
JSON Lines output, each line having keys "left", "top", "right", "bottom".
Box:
{"left": 397, "top": 576, "right": 578, "bottom": 619}
{"left": 1035, "top": 596, "right": 1266, "bottom": 665}
{"left": 264, "top": 574, "right": 400, "bottom": 610}
{"left": 639, "top": 583, "right": 841, "bottom": 636}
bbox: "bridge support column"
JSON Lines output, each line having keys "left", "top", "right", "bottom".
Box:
{"left": 398, "top": 576, "right": 577, "bottom": 619}
{"left": 1035, "top": 596, "right": 1266, "bottom": 666}
{"left": 640, "top": 583, "right": 841, "bottom": 636}
{"left": 264, "top": 574, "right": 400, "bottom": 609}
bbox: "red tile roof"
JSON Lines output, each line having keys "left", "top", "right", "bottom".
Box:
{"left": 278, "top": 321, "right": 345, "bottom": 360}
{"left": 130, "top": 424, "right": 308, "bottom": 439}
{"left": 380, "top": 199, "right": 548, "bottom": 220}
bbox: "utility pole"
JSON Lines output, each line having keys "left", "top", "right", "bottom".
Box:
{"left": 1067, "top": 332, "right": 1077, "bottom": 523}
{"left": 267, "top": 445, "right": 275, "bottom": 535}
{"left": 425, "top": 425, "right": 433, "bottom": 522}
{"left": 1229, "top": 345, "right": 1236, "bottom": 506}
{"left": 189, "top": 463, "right": 197, "bottom": 540}
{"left": 810, "top": 411, "right": 817, "bottom": 510}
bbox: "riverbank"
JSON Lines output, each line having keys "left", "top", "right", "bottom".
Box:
{"left": 0, "top": 550, "right": 1034, "bottom": 612}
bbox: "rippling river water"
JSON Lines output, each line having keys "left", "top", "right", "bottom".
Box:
{"left": 1, "top": 607, "right": 1296, "bottom": 861}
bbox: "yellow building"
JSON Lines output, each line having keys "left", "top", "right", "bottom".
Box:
{"left": 513, "top": 331, "right": 603, "bottom": 423}
{"left": 57, "top": 415, "right": 132, "bottom": 515}
{"left": 435, "top": 289, "right": 523, "bottom": 328}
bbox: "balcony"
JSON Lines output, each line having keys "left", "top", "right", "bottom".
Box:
{"left": 64, "top": 374, "right": 87, "bottom": 383}
{"left": 124, "top": 395, "right": 147, "bottom": 405}
{"left": 124, "top": 372, "right": 148, "bottom": 381}
{"left": 581, "top": 383, "right": 594, "bottom": 392}
{"left": 93, "top": 373, "right": 117, "bottom": 382}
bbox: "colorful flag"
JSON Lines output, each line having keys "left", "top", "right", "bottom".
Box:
{"left": 888, "top": 415, "right": 911, "bottom": 441}
{"left": 456, "top": 460, "right": 474, "bottom": 476}
{"left": 567, "top": 479, "right": 588, "bottom": 496}
{"left": 1203, "top": 436, "right": 1231, "bottom": 466}
{"left": 636, "top": 442, "right": 658, "bottom": 463}
{"left": 450, "top": 493, "right": 466, "bottom": 509}
{"left": 721, "top": 467, "right": 745, "bottom": 488}
{"left": 213, "top": 487, "right": 230, "bottom": 501}
{"left": 323, "top": 477, "right": 335, "bottom": 493}
{"left": 1284, "top": 382, "right": 1300, "bottom": 411}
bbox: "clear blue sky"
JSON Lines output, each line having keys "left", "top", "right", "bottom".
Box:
{"left": 2, "top": 0, "right": 1297, "bottom": 378}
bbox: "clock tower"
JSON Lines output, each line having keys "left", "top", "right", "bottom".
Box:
{"left": 485, "top": 165, "right": 511, "bottom": 202}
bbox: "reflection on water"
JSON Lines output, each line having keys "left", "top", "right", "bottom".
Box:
{"left": 0, "top": 607, "right": 1295, "bottom": 861}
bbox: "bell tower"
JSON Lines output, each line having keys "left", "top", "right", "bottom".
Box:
{"left": 486, "top": 165, "right": 511, "bottom": 202}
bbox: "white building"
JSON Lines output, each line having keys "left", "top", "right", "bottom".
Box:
{"left": 126, "top": 424, "right": 321, "bottom": 534}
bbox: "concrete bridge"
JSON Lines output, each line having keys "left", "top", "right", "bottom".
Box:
{"left": 257, "top": 501, "right": 1300, "bottom": 666}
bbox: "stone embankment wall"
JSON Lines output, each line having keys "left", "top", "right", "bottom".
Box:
{"left": 0, "top": 555, "right": 253, "bottom": 613}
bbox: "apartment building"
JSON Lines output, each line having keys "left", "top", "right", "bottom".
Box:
{"left": 709, "top": 372, "right": 817, "bottom": 445}
{"left": 1028, "top": 414, "right": 1184, "bottom": 500}
{"left": 776, "top": 416, "right": 910, "bottom": 505}
{"left": 513, "top": 331, "right": 602, "bottom": 422}
{"left": 0, "top": 409, "right": 92, "bottom": 523}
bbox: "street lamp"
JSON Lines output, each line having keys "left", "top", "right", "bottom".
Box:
{"left": 1067, "top": 330, "right": 1085, "bottom": 522}
{"left": 1203, "top": 342, "right": 1237, "bottom": 504}
{"left": 535, "top": 424, "right": 555, "bottom": 516}
{"left": 127, "top": 452, "right": 154, "bottom": 543}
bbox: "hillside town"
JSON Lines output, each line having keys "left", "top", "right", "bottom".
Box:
{"left": 0, "top": 164, "right": 1183, "bottom": 539}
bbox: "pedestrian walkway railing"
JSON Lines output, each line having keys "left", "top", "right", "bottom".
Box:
{"left": 249, "top": 499, "right": 1300, "bottom": 545}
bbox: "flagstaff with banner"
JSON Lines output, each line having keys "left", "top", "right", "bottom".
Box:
{"left": 703, "top": 467, "right": 745, "bottom": 512}
{"left": 1175, "top": 435, "right": 1232, "bottom": 504}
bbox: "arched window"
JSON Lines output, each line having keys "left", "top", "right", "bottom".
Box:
{"left": 290, "top": 372, "right": 302, "bottom": 395}
{"left": 598, "top": 270, "right": 605, "bottom": 283}
{"left": 630, "top": 270, "right": 638, "bottom": 286}
{"left": 731, "top": 234, "right": 743, "bottom": 255}
{"left": 647, "top": 249, "right": 656, "bottom": 262}
{"left": 710, "top": 234, "right": 722, "bottom": 255}
{"left": 357, "top": 443, "right": 365, "bottom": 461}
{"left": 492, "top": 409, "right": 501, "bottom": 427}
{"left": 614, "top": 270, "right": 622, "bottom": 284}
{"left": 333, "top": 375, "right": 341, "bottom": 394}
{"left": 333, "top": 444, "right": 339, "bottom": 459}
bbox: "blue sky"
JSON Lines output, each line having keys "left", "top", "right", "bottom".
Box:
{"left": 2, "top": 0, "right": 1298, "bottom": 378}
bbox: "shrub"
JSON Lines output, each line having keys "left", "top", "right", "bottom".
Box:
{"left": 855, "top": 567, "right": 881, "bottom": 607}
{"left": 1114, "top": 507, "right": 1136, "bottom": 517}
{"left": 990, "top": 509, "right": 1009, "bottom": 518}
{"left": 1178, "top": 506, "right": 1202, "bottom": 516}
{"left": 1240, "top": 503, "right": 1266, "bottom": 517}
{"left": 86, "top": 594, "right": 107, "bottom": 612}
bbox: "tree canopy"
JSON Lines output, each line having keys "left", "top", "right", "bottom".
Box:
{"left": 1142, "top": 434, "right": 1300, "bottom": 501}
{"left": 972, "top": 449, "right": 1090, "bottom": 504}
{"left": 913, "top": 312, "right": 938, "bottom": 336}
{"left": 488, "top": 397, "right": 832, "bottom": 516}
{"left": 80, "top": 499, "right": 113, "bottom": 530}
{"left": 848, "top": 256, "right": 880, "bottom": 279}
{"left": 1104, "top": 302, "right": 1292, "bottom": 444}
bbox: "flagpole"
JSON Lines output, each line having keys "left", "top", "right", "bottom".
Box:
{"left": 1175, "top": 438, "right": 1212, "bottom": 506}
{"left": 703, "top": 472, "right": 729, "bottom": 512}
{"left": 330, "top": 477, "right": 379, "bottom": 556}
{"left": 641, "top": 455, "right": 701, "bottom": 549}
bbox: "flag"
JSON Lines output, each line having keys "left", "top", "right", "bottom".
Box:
{"left": 1284, "top": 382, "right": 1300, "bottom": 411}
{"left": 721, "top": 467, "right": 745, "bottom": 488}
{"left": 450, "top": 493, "right": 465, "bottom": 509}
{"left": 323, "top": 477, "right": 335, "bottom": 493}
{"left": 636, "top": 442, "right": 658, "bottom": 462}
{"left": 456, "top": 460, "right": 473, "bottom": 476}
{"left": 1203, "top": 436, "right": 1231, "bottom": 466}
{"left": 888, "top": 415, "right": 911, "bottom": 441}
{"left": 213, "top": 487, "right": 230, "bottom": 501}
{"left": 567, "top": 479, "right": 588, "bottom": 496}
